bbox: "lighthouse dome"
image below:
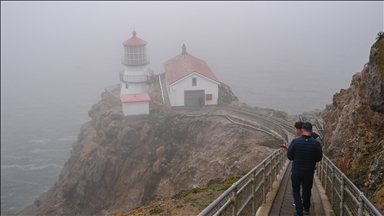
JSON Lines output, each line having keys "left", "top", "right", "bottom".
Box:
{"left": 123, "top": 31, "right": 147, "bottom": 46}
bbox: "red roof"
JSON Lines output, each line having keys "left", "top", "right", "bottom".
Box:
{"left": 120, "top": 93, "right": 151, "bottom": 103}
{"left": 123, "top": 30, "right": 147, "bottom": 46}
{"left": 164, "top": 52, "right": 219, "bottom": 85}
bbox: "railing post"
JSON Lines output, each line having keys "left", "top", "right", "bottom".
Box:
{"left": 358, "top": 192, "right": 364, "bottom": 216}
{"left": 320, "top": 159, "right": 324, "bottom": 184}
{"left": 280, "top": 151, "right": 283, "bottom": 171}
{"left": 331, "top": 165, "right": 334, "bottom": 207}
{"left": 274, "top": 154, "right": 278, "bottom": 181}
{"left": 340, "top": 174, "right": 345, "bottom": 216}
{"left": 263, "top": 162, "right": 266, "bottom": 204}
{"left": 325, "top": 159, "right": 328, "bottom": 194}
{"left": 252, "top": 173, "right": 256, "bottom": 216}
{"left": 269, "top": 157, "right": 273, "bottom": 191}
{"left": 232, "top": 187, "right": 238, "bottom": 216}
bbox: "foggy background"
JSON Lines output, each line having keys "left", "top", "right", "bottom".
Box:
{"left": 2, "top": 1, "right": 383, "bottom": 114}
{"left": 1, "top": 1, "right": 383, "bottom": 211}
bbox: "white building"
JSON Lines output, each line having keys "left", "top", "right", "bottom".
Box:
{"left": 164, "top": 44, "right": 220, "bottom": 107}
{"left": 119, "top": 31, "right": 152, "bottom": 120}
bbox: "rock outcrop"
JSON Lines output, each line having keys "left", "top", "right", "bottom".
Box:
{"left": 367, "top": 33, "right": 384, "bottom": 113}
{"left": 32, "top": 80, "right": 278, "bottom": 215}
{"left": 323, "top": 36, "right": 384, "bottom": 212}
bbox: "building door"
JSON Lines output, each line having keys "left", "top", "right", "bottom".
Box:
{"left": 184, "top": 90, "right": 205, "bottom": 107}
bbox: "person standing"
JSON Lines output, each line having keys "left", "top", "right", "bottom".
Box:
{"left": 285, "top": 122, "right": 322, "bottom": 216}
{"left": 198, "top": 96, "right": 203, "bottom": 109}
{"left": 282, "top": 121, "right": 306, "bottom": 206}
{"left": 281, "top": 121, "right": 320, "bottom": 206}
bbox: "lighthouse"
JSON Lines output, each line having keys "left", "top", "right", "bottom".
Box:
{"left": 119, "top": 30, "right": 152, "bottom": 120}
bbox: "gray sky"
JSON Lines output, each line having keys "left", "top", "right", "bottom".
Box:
{"left": 1, "top": 1, "right": 383, "bottom": 113}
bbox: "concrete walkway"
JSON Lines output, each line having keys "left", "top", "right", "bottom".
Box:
{"left": 258, "top": 161, "right": 335, "bottom": 216}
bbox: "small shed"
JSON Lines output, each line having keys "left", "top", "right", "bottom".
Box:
{"left": 120, "top": 93, "right": 151, "bottom": 120}
{"left": 163, "top": 44, "right": 219, "bottom": 107}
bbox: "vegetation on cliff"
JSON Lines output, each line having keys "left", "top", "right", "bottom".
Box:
{"left": 116, "top": 169, "right": 251, "bottom": 216}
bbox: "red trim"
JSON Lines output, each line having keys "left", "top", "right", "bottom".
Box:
{"left": 206, "top": 94, "right": 212, "bottom": 100}
{"left": 164, "top": 53, "right": 219, "bottom": 84}
{"left": 123, "top": 31, "right": 147, "bottom": 46}
{"left": 120, "top": 93, "right": 151, "bottom": 103}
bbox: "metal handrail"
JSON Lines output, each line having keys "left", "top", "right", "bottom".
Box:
{"left": 221, "top": 101, "right": 295, "bottom": 135}
{"left": 158, "top": 74, "right": 165, "bottom": 105}
{"left": 198, "top": 148, "right": 287, "bottom": 216}
{"left": 198, "top": 103, "right": 382, "bottom": 216}
{"left": 317, "top": 155, "right": 382, "bottom": 216}
{"left": 198, "top": 105, "right": 292, "bottom": 216}
{"left": 221, "top": 103, "right": 292, "bottom": 142}
{"left": 221, "top": 114, "right": 283, "bottom": 140}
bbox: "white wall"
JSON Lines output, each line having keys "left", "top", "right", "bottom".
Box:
{"left": 122, "top": 101, "right": 149, "bottom": 116}
{"left": 120, "top": 82, "right": 149, "bottom": 95}
{"left": 123, "top": 64, "right": 147, "bottom": 72}
{"left": 120, "top": 65, "right": 150, "bottom": 95}
{"left": 168, "top": 72, "right": 218, "bottom": 106}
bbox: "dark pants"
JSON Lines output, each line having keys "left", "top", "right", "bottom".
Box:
{"left": 291, "top": 173, "right": 314, "bottom": 215}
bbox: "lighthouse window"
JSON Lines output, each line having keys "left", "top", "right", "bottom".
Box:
{"left": 123, "top": 45, "right": 148, "bottom": 66}
{"left": 125, "top": 84, "right": 129, "bottom": 89}
{"left": 192, "top": 78, "right": 197, "bottom": 86}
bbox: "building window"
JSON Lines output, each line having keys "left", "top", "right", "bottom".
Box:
{"left": 125, "top": 84, "right": 129, "bottom": 89}
{"left": 192, "top": 78, "right": 197, "bottom": 86}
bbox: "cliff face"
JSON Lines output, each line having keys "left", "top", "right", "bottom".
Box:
{"left": 323, "top": 37, "right": 384, "bottom": 212}
{"left": 367, "top": 34, "right": 384, "bottom": 113}
{"left": 33, "top": 83, "right": 277, "bottom": 215}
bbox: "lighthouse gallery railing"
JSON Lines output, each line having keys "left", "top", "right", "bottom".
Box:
{"left": 119, "top": 70, "right": 148, "bottom": 83}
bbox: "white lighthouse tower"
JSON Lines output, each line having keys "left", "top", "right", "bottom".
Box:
{"left": 119, "top": 30, "right": 152, "bottom": 120}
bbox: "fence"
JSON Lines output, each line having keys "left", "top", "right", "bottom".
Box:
{"left": 197, "top": 103, "right": 292, "bottom": 216}
{"left": 221, "top": 102, "right": 296, "bottom": 136}
{"left": 221, "top": 103, "right": 292, "bottom": 143}
{"left": 317, "top": 155, "right": 382, "bottom": 216}
{"left": 198, "top": 102, "right": 382, "bottom": 216}
{"left": 198, "top": 148, "right": 287, "bottom": 216}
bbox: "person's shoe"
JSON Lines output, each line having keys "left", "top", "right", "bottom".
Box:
{"left": 303, "top": 208, "right": 310, "bottom": 215}
{"left": 293, "top": 212, "right": 303, "bottom": 216}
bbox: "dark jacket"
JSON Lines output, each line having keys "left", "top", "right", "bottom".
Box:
{"left": 311, "top": 132, "right": 319, "bottom": 139}
{"left": 287, "top": 135, "right": 323, "bottom": 176}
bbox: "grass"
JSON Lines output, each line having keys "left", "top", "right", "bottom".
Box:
{"left": 258, "top": 137, "right": 284, "bottom": 149}
{"left": 116, "top": 168, "right": 252, "bottom": 215}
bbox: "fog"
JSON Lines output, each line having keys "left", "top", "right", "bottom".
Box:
{"left": 1, "top": 1, "right": 383, "bottom": 113}
{"left": 0, "top": 2, "right": 383, "bottom": 211}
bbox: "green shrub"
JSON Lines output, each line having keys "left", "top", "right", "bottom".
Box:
{"left": 149, "top": 207, "right": 163, "bottom": 215}
{"left": 376, "top": 31, "right": 384, "bottom": 41}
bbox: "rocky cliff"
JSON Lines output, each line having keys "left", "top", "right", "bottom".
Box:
{"left": 32, "top": 81, "right": 278, "bottom": 215}
{"left": 322, "top": 35, "right": 384, "bottom": 212}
